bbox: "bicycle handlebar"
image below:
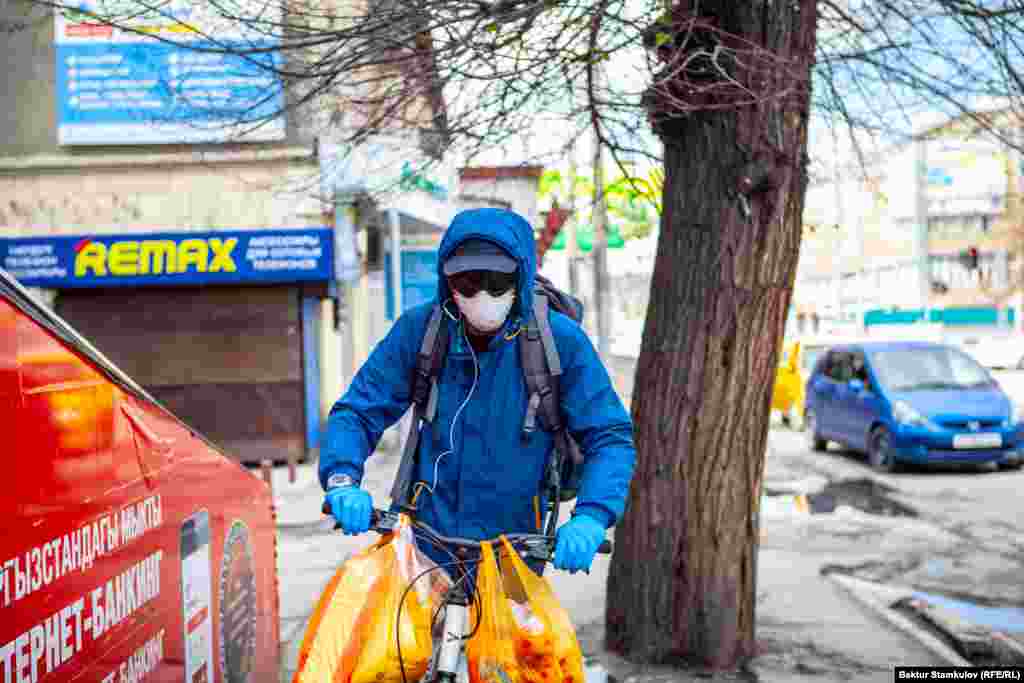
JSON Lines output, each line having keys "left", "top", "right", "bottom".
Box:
{"left": 320, "top": 504, "right": 612, "bottom": 557}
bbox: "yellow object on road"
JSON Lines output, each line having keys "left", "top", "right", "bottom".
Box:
{"left": 772, "top": 340, "right": 806, "bottom": 424}
{"left": 761, "top": 494, "right": 810, "bottom": 516}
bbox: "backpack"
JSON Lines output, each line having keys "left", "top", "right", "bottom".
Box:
{"left": 389, "top": 274, "right": 585, "bottom": 534}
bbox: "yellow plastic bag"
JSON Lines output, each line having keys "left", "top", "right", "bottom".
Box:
{"left": 293, "top": 515, "right": 451, "bottom": 683}
{"left": 467, "top": 537, "right": 585, "bottom": 683}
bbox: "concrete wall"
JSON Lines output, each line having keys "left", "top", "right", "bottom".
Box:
{"left": 456, "top": 170, "right": 543, "bottom": 229}
{"left": 0, "top": 153, "right": 322, "bottom": 233}
{"left": 1, "top": 4, "right": 59, "bottom": 156}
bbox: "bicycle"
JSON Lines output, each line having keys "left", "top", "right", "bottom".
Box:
{"left": 320, "top": 504, "right": 612, "bottom": 683}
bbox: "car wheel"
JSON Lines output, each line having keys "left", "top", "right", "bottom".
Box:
{"left": 868, "top": 426, "right": 900, "bottom": 473}
{"left": 785, "top": 405, "right": 803, "bottom": 431}
{"left": 998, "top": 456, "right": 1023, "bottom": 470}
{"left": 806, "top": 410, "right": 828, "bottom": 452}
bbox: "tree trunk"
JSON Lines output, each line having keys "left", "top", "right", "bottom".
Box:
{"left": 605, "top": 1, "right": 817, "bottom": 669}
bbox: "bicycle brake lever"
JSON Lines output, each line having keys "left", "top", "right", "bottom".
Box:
{"left": 319, "top": 504, "right": 398, "bottom": 534}
{"left": 524, "top": 538, "right": 612, "bottom": 563}
{"left": 370, "top": 509, "right": 399, "bottom": 534}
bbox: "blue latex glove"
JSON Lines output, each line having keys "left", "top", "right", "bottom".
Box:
{"left": 324, "top": 486, "right": 373, "bottom": 535}
{"left": 553, "top": 513, "right": 606, "bottom": 573}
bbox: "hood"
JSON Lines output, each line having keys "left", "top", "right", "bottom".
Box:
{"left": 436, "top": 208, "right": 536, "bottom": 319}
{"left": 891, "top": 388, "right": 1011, "bottom": 422}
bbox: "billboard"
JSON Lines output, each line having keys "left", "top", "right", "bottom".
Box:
{"left": 54, "top": 0, "right": 286, "bottom": 145}
{"left": 0, "top": 228, "right": 334, "bottom": 288}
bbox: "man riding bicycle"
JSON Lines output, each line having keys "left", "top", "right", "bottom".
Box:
{"left": 321, "top": 207, "right": 636, "bottom": 576}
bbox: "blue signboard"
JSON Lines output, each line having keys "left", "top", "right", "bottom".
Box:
{"left": 385, "top": 249, "right": 439, "bottom": 320}
{"left": 55, "top": 4, "right": 286, "bottom": 145}
{"left": 0, "top": 228, "right": 334, "bottom": 289}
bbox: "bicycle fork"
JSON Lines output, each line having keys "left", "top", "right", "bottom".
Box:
{"left": 428, "top": 584, "right": 469, "bottom": 683}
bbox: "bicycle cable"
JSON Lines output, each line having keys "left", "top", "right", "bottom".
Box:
{"left": 396, "top": 563, "right": 448, "bottom": 683}
{"left": 395, "top": 556, "right": 485, "bottom": 683}
{"left": 422, "top": 311, "right": 479, "bottom": 497}
{"left": 394, "top": 520, "right": 478, "bottom": 683}
{"left": 391, "top": 519, "right": 550, "bottom": 683}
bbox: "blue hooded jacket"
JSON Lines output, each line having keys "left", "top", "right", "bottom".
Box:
{"left": 320, "top": 208, "right": 635, "bottom": 551}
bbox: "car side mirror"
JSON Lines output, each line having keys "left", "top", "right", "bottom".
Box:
{"left": 848, "top": 378, "right": 865, "bottom": 392}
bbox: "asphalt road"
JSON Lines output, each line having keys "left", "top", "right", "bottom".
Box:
{"left": 763, "top": 423, "right": 1024, "bottom": 614}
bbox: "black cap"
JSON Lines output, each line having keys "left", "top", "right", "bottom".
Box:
{"left": 443, "top": 239, "right": 517, "bottom": 275}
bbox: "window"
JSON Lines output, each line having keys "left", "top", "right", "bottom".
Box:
{"left": 851, "top": 352, "right": 872, "bottom": 391}
{"left": 803, "top": 346, "right": 826, "bottom": 374}
{"left": 926, "top": 214, "right": 987, "bottom": 240}
{"left": 824, "top": 352, "right": 853, "bottom": 382}
{"left": 869, "top": 346, "right": 994, "bottom": 392}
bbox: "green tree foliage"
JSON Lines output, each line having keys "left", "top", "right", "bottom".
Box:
{"left": 538, "top": 166, "right": 663, "bottom": 241}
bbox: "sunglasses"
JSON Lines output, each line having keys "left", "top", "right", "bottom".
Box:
{"left": 447, "top": 270, "right": 517, "bottom": 297}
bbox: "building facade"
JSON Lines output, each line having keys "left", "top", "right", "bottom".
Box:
{"left": 1, "top": 0, "right": 451, "bottom": 464}
{"left": 794, "top": 112, "right": 1024, "bottom": 342}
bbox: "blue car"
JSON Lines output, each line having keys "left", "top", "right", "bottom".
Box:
{"left": 804, "top": 341, "right": 1024, "bottom": 472}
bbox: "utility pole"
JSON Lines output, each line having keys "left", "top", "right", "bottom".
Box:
{"left": 388, "top": 208, "right": 403, "bottom": 318}
{"left": 566, "top": 142, "right": 580, "bottom": 297}
{"left": 325, "top": 140, "right": 368, "bottom": 370}
{"left": 832, "top": 134, "right": 844, "bottom": 328}
{"left": 319, "top": 136, "right": 363, "bottom": 476}
{"left": 592, "top": 131, "right": 611, "bottom": 358}
{"left": 914, "top": 135, "right": 931, "bottom": 327}
{"left": 335, "top": 202, "right": 359, "bottom": 385}
{"left": 389, "top": 207, "right": 411, "bottom": 455}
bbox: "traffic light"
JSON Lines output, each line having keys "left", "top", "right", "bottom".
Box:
{"left": 537, "top": 202, "right": 571, "bottom": 264}
{"left": 959, "top": 246, "right": 980, "bottom": 271}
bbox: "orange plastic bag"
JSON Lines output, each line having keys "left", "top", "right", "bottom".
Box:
{"left": 466, "top": 537, "right": 585, "bottom": 683}
{"left": 293, "top": 515, "right": 451, "bottom": 683}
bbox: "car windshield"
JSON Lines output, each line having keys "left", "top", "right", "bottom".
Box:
{"left": 869, "top": 347, "right": 995, "bottom": 392}
{"left": 803, "top": 347, "right": 825, "bottom": 374}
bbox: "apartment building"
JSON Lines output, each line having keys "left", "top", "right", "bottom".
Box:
{"left": 794, "top": 111, "right": 1024, "bottom": 341}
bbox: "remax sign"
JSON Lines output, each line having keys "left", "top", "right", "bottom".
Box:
{"left": 74, "top": 237, "right": 240, "bottom": 277}
{"left": 1, "top": 228, "right": 334, "bottom": 288}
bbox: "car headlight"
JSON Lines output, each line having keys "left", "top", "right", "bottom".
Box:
{"left": 1007, "top": 401, "right": 1024, "bottom": 428}
{"left": 893, "top": 401, "right": 940, "bottom": 431}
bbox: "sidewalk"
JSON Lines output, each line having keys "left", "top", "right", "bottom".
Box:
{"left": 270, "top": 451, "right": 949, "bottom": 683}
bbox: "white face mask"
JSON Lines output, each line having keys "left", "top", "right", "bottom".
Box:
{"left": 453, "top": 289, "right": 515, "bottom": 332}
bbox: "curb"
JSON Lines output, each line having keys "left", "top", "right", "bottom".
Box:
{"left": 279, "top": 613, "right": 312, "bottom": 683}
{"left": 826, "top": 573, "right": 971, "bottom": 667}
{"left": 993, "top": 632, "right": 1024, "bottom": 665}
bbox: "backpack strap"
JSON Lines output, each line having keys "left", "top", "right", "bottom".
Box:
{"left": 520, "top": 292, "right": 553, "bottom": 439}
{"left": 417, "top": 304, "right": 449, "bottom": 423}
{"left": 520, "top": 292, "right": 585, "bottom": 455}
{"left": 520, "top": 292, "right": 585, "bottom": 537}
{"left": 390, "top": 304, "right": 449, "bottom": 510}
{"left": 534, "top": 293, "right": 563, "bottom": 377}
